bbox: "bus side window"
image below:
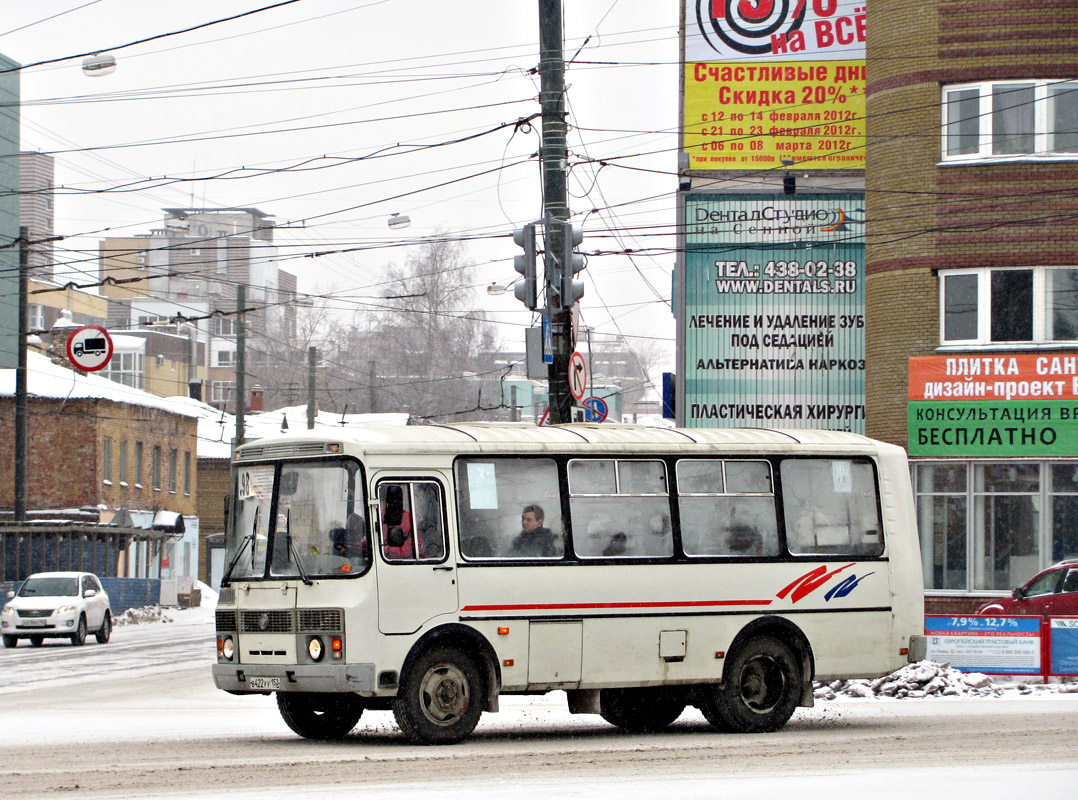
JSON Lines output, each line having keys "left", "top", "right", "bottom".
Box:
{"left": 571, "top": 459, "right": 672, "bottom": 559}
{"left": 379, "top": 481, "right": 447, "bottom": 563}
{"left": 780, "top": 459, "right": 883, "bottom": 556}
{"left": 678, "top": 460, "right": 779, "bottom": 557}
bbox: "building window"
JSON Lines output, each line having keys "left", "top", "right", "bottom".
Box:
{"left": 940, "top": 266, "right": 1078, "bottom": 346}
{"left": 184, "top": 451, "right": 191, "bottom": 496}
{"left": 152, "top": 446, "right": 161, "bottom": 491}
{"left": 136, "top": 250, "right": 147, "bottom": 269}
{"left": 119, "top": 440, "right": 129, "bottom": 485}
{"left": 102, "top": 437, "right": 113, "bottom": 483}
{"left": 216, "top": 349, "right": 235, "bottom": 367}
{"left": 211, "top": 381, "right": 236, "bottom": 404}
{"left": 943, "top": 80, "right": 1078, "bottom": 161}
{"left": 169, "top": 448, "right": 178, "bottom": 493}
{"left": 135, "top": 441, "right": 143, "bottom": 488}
{"left": 213, "top": 317, "right": 236, "bottom": 337}
{"left": 103, "top": 351, "right": 144, "bottom": 389}
{"left": 914, "top": 461, "right": 1078, "bottom": 593}
{"left": 27, "top": 304, "right": 45, "bottom": 331}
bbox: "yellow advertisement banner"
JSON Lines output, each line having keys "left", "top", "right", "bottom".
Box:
{"left": 683, "top": 60, "right": 865, "bottom": 171}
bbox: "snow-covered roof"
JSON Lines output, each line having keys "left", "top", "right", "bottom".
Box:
{"left": 163, "top": 394, "right": 409, "bottom": 460}
{"left": 0, "top": 351, "right": 200, "bottom": 418}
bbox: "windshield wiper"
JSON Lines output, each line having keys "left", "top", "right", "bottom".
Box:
{"left": 221, "top": 506, "right": 258, "bottom": 588}
{"left": 284, "top": 509, "right": 312, "bottom": 586}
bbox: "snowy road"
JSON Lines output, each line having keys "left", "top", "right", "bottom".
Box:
{"left": 1, "top": 606, "right": 1076, "bottom": 799}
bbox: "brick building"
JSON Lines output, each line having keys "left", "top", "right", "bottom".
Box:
{"left": 865, "top": 2, "right": 1078, "bottom": 612}
{"left": 0, "top": 353, "right": 201, "bottom": 580}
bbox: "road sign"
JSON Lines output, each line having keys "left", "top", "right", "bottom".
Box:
{"left": 569, "top": 351, "right": 587, "bottom": 400}
{"left": 582, "top": 396, "right": 609, "bottom": 423}
{"left": 66, "top": 325, "right": 114, "bottom": 372}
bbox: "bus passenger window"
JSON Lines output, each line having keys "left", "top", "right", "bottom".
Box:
{"left": 678, "top": 460, "right": 779, "bottom": 557}
{"left": 571, "top": 459, "right": 672, "bottom": 559}
{"left": 780, "top": 459, "right": 883, "bottom": 557}
{"left": 455, "top": 458, "right": 563, "bottom": 560}
{"left": 378, "top": 481, "right": 447, "bottom": 563}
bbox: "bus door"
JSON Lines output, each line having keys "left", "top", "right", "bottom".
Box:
{"left": 373, "top": 478, "right": 458, "bottom": 634}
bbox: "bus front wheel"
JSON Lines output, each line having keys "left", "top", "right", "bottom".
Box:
{"left": 277, "top": 692, "right": 363, "bottom": 740}
{"left": 393, "top": 645, "right": 483, "bottom": 745}
{"left": 699, "top": 635, "right": 800, "bottom": 733}
{"left": 599, "top": 687, "right": 686, "bottom": 732}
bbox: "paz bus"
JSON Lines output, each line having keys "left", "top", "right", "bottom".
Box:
{"left": 212, "top": 423, "right": 926, "bottom": 744}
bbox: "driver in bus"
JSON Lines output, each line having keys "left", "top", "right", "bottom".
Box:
{"left": 509, "top": 504, "right": 561, "bottom": 558}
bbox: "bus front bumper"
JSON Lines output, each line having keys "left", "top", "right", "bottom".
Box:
{"left": 213, "top": 662, "right": 376, "bottom": 694}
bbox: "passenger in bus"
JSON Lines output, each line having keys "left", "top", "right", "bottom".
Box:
{"left": 602, "top": 531, "right": 628, "bottom": 556}
{"left": 381, "top": 485, "right": 415, "bottom": 559}
{"left": 509, "top": 504, "right": 561, "bottom": 558}
{"left": 329, "top": 512, "right": 367, "bottom": 561}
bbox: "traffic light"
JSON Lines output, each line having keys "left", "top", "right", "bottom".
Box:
{"left": 512, "top": 223, "right": 538, "bottom": 310}
{"left": 558, "top": 221, "right": 584, "bottom": 308}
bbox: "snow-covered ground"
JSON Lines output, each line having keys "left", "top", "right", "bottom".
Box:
{"left": 2, "top": 587, "right": 1077, "bottom": 800}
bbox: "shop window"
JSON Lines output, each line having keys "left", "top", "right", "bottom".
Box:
{"left": 940, "top": 267, "right": 1078, "bottom": 346}
{"left": 943, "top": 80, "right": 1078, "bottom": 161}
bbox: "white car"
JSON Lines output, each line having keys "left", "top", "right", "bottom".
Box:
{"left": 1, "top": 572, "right": 112, "bottom": 647}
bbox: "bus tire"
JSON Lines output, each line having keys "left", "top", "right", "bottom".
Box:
{"left": 700, "top": 635, "right": 800, "bottom": 734}
{"left": 277, "top": 692, "right": 363, "bottom": 740}
{"left": 393, "top": 645, "right": 483, "bottom": 745}
{"left": 599, "top": 687, "right": 686, "bottom": 732}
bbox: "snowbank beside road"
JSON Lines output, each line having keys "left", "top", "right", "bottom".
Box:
{"left": 815, "top": 660, "right": 1078, "bottom": 700}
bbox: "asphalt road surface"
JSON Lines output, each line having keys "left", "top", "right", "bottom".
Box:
{"left": 1, "top": 617, "right": 1076, "bottom": 799}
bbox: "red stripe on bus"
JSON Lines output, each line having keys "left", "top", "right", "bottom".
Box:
{"left": 460, "top": 599, "right": 773, "bottom": 612}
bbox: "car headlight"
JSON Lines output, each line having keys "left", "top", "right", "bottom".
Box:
{"left": 55, "top": 605, "right": 76, "bottom": 616}
{"left": 307, "top": 637, "right": 324, "bottom": 661}
{"left": 1, "top": 606, "right": 14, "bottom": 616}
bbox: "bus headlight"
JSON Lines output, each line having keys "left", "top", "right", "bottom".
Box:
{"left": 220, "top": 636, "right": 234, "bottom": 661}
{"left": 307, "top": 637, "right": 324, "bottom": 661}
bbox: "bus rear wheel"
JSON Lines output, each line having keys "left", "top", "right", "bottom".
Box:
{"left": 599, "top": 687, "right": 686, "bottom": 732}
{"left": 699, "top": 635, "right": 800, "bottom": 733}
{"left": 393, "top": 645, "right": 483, "bottom": 745}
{"left": 277, "top": 692, "right": 363, "bottom": 740}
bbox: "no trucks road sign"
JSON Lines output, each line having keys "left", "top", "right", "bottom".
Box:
{"left": 67, "top": 325, "right": 114, "bottom": 372}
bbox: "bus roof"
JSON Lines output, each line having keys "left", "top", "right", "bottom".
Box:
{"left": 234, "top": 423, "right": 897, "bottom": 461}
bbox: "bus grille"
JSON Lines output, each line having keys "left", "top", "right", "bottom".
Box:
{"left": 218, "top": 587, "right": 235, "bottom": 605}
{"left": 215, "top": 610, "right": 237, "bottom": 632}
{"left": 235, "top": 442, "right": 331, "bottom": 461}
{"left": 240, "top": 610, "right": 295, "bottom": 633}
{"left": 298, "top": 609, "right": 342, "bottom": 632}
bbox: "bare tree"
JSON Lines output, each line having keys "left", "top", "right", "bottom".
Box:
{"left": 370, "top": 237, "right": 497, "bottom": 420}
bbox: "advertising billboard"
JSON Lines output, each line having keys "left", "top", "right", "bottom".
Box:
{"left": 683, "top": 0, "right": 866, "bottom": 171}
{"left": 908, "top": 354, "right": 1078, "bottom": 457}
{"left": 682, "top": 193, "right": 865, "bottom": 431}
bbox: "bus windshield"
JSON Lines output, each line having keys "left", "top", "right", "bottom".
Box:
{"left": 225, "top": 459, "right": 368, "bottom": 582}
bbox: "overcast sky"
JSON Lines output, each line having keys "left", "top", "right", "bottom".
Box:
{"left": 1, "top": 0, "right": 680, "bottom": 369}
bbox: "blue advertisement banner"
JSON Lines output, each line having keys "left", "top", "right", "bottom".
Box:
{"left": 1049, "top": 617, "right": 1078, "bottom": 677}
{"left": 924, "top": 615, "right": 1042, "bottom": 675}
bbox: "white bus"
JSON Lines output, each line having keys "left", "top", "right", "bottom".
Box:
{"left": 213, "top": 424, "right": 925, "bottom": 744}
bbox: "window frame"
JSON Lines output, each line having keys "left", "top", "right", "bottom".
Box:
{"left": 939, "top": 266, "right": 1078, "bottom": 347}
{"left": 942, "top": 79, "right": 1078, "bottom": 163}
{"left": 375, "top": 478, "right": 449, "bottom": 565}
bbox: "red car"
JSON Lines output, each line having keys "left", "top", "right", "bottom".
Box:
{"left": 976, "top": 560, "right": 1078, "bottom": 618}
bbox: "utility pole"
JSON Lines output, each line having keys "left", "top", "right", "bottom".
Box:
{"left": 307, "top": 346, "right": 317, "bottom": 430}
{"left": 234, "top": 284, "right": 246, "bottom": 450}
{"left": 14, "top": 227, "right": 28, "bottom": 521}
{"left": 538, "top": 0, "right": 573, "bottom": 423}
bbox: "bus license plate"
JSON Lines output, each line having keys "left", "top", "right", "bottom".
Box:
{"left": 247, "top": 676, "right": 280, "bottom": 690}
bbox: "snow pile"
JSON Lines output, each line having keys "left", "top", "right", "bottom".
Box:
{"left": 114, "top": 606, "right": 175, "bottom": 626}
{"left": 815, "top": 661, "right": 1005, "bottom": 700}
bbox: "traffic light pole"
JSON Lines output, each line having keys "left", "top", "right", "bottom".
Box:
{"left": 538, "top": 0, "right": 573, "bottom": 424}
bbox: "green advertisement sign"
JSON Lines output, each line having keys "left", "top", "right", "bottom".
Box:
{"left": 908, "top": 400, "right": 1078, "bottom": 457}
{"left": 682, "top": 193, "right": 865, "bottom": 431}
